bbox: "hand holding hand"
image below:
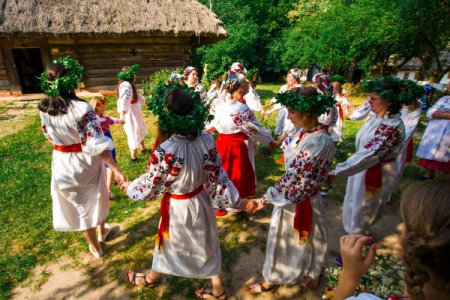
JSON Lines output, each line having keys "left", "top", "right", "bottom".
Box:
{"left": 115, "top": 171, "right": 126, "bottom": 186}
{"left": 340, "top": 235, "right": 377, "bottom": 280}
{"left": 119, "top": 180, "right": 130, "bottom": 193}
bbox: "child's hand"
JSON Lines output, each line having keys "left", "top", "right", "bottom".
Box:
{"left": 340, "top": 235, "right": 377, "bottom": 280}
{"left": 120, "top": 119, "right": 125, "bottom": 125}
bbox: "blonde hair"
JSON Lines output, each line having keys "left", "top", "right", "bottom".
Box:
{"left": 400, "top": 176, "right": 450, "bottom": 300}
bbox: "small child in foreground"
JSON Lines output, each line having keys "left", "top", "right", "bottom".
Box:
{"left": 90, "top": 96, "right": 124, "bottom": 199}
{"left": 333, "top": 176, "right": 450, "bottom": 300}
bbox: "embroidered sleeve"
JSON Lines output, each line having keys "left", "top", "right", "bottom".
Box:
{"left": 40, "top": 119, "right": 53, "bottom": 143}
{"left": 349, "top": 100, "right": 371, "bottom": 120}
{"left": 203, "top": 146, "right": 241, "bottom": 210}
{"left": 334, "top": 123, "right": 404, "bottom": 177}
{"left": 127, "top": 147, "right": 184, "bottom": 201}
{"left": 76, "top": 107, "right": 114, "bottom": 156}
{"left": 426, "top": 96, "right": 450, "bottom": 119}
{"left": 264, "top": 145, "right": 333, "bottom": 206}
{"left": 231, "top": 110, "right": 273, "bottom": 143}
{"left": 117, "top": 83, "right": 132, "bottom": 113}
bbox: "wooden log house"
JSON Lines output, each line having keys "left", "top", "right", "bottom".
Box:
{"left": 0, "top": 0, "right": 227, "bottom": 96}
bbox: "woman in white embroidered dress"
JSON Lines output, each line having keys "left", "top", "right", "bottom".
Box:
{"left": 330, "top": 75, "right": 351, "bottom": 142}
{"left": 329, "top": 77, "right": 412, "bottom": 236}
{"left": 416, "top": 95, "right": 450, "bottom": 178}
{"left": 206, "top": 70, "right": 224, "bottom": 116}
{"left": 264, "top": 68, "right": 303, "bottom": 137}
{"left": 184, "top": 66, "right": 208, "bottom": 101}
{"left": 116, "top": 65, "right": 148, "bottom": 162}
{"left": 39, "top": 60, "right": 125, "bottom": 258}
{"left": 394, "top": 86, "right": 423, "bottom": 184}
{"left": 122, "top": 87, "right": 255, "bottom": 300}
{"left": 244, "top": 68, "right": 265, "bottom": 113}
{"left": 206, "top": 71, "right": 274, "bottom": 209}
{"left": 245, "top": 87, "right": 336, "bottom": 294}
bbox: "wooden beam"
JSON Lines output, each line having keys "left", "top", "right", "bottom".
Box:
{"left": 0, "top": 46, "right": 21, "bottom": 94}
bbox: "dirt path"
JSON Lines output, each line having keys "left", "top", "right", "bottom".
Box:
{"left": 11, "top": 199, "right": 402, "bottom": 300}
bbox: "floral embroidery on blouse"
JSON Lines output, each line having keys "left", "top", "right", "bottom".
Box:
{"left": 203, "top": 147, "right": 238, "bottom": 210}
{"left": 231, "top": 109, "right": 267, "bottom": 137}
{"left": 363, "top": 124, "right": 402, "bottom": 160}
{"left": 129, "top": 147, "right": 184, "bottom": 201}
{"left": 41, "top": 123, "right": 53, "bottom": 142}
{"left": 76, "top": 109, "right": 103, "bottom": 146}
{"left": 273, "top": 150, "right": 332, "bottom": 203}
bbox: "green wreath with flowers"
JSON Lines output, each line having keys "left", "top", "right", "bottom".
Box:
{"left": 40, "top": 56, "right": 84, "bottom": 96}
{"left": 274, "top": 90, "right": 336, "bottom": 116}
{"left": 246, "top": 68, "right": 259, "bottom": 80}
{"left": 330, "top": 75, "right": 347, "bottom": 84}
{"left": 362, "top": 77, "right": 423, "bottom": 106}
{"left": 207, "top": 69, "right": 225, "bottom": 82}
{"left": 117, "top": 64, "right": 140, "bottom": 81}
{"left": 147, "top": 80, "right": 213, "bottom": 136}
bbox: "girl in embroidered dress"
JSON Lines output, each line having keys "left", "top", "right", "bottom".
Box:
{"left": 245, "top": 87, "right": 336, "bottom": 294}
{"left": 184, "top": 66, "right": 208, "bottom": 101}
{"left": 333, "top": 176, "right": 450, "bottom": 300}
{"left": 90, "top": 96, "right": 124, "bottom": 199}
{"left": 116, "top": 65, "right": 149, "bottom": 162}
{"left": 206, "top": 71, "right": 274, "bottom": 214}
{"left": 329, "top": 77, "right": 416, "bottom": 236}
{"left": 416, "top": 94, "right": 450, "bottom": 179}
{"left": 121, "top": 86, "right": 257, "bottom": 300}
{"left": 39, "top": 59, "right": 125, "bottom": 259}
{"left": 330, "top": 75, "right": 351, "bottom": 142}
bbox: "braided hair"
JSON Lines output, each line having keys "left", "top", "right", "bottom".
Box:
{"left": 400, "top": 176, "right": 450, "bottom": 300}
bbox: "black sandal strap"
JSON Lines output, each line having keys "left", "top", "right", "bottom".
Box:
{"left": 259, "top": 281, "right": 275, "bottom": 292}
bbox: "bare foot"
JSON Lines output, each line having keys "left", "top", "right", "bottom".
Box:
{"left": 300, "top": 276, "right": 320, "bottom": 289}
{"left": 244, "top": 280, "right": 275, "bottom": 295}
{"left": 195, "top": 287, "right": 226, "bottom": 299}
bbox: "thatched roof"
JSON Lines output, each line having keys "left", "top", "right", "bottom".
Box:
{"left": 0, "top": 0, "right": 227, "bottom": 41}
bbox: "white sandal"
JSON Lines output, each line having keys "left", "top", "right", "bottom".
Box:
{"left": 89, "top": 244, "right": 103, "bottom": 259}
{"left": 98, "top": 223, "right": 111, "bottom": 242}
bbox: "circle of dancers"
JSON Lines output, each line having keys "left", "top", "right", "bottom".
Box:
{"left": 38, "top": 56, "right": 450, "bottom": 300}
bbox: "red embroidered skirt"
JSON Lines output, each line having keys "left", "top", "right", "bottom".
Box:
{"left": 216, "top": 132, "right": 255, "bottom": 198}
{"left": 418, "top": 158, "right": 450, "bottom": 173}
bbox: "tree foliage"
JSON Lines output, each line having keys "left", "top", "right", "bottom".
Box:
{"left": 194, "top": 0, "right": 449, "bottom": 81}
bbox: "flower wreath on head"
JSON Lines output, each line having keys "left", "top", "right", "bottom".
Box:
{"left": 183, "top": 66, "right": 198, "bottom": 78}
{"left": 330, "top": 75, "right": 347, "bottom": 84}
{"left": 222, "top": 70, "right": 246, "bottom": 93}
{"left": 95, "top": 96, "right": 107, "bottom": 109}
{"left": 362, "top": 77, "right": 423, "bottom": 106}
{"left": 147, "top": 79, "right": 213, "bottom": 136}
{"left": 289, "top": 67, "right": 301, "bottom": 82}
{"left": 117, "top": 64, "right": 140, "bottom": 81}
{"left": 40, "top": 56, "right": 84, "bottom": 96}
{"left": 274, "top": 88, "right": 336, "bottom": 116}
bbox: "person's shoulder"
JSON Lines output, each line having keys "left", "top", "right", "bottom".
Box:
{"left": 119, "top": 81, "right": 132, "bottom": 88}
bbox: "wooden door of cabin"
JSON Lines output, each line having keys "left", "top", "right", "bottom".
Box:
{"left": 11, "top": 48, "right": 44, "bottom": 94}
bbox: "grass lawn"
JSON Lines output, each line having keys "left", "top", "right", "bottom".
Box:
{"left": 0, "top": 83, "right": 427, "bottom": 299}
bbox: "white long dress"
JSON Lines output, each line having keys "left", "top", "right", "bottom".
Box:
{"left": 40, "top": 100, "right": 114, "bottom": 231}
{"left": 126, "top": 133, "right": 240, "bottom": 278}
{"left": 117, "top": 81, "right": 147, "bottom": 150}
{"left": 330, "top": 89, "right": 350, "bottom": 142}
{"left": 416, "top": 96, "right": 450, "bottom": 164}
{"left": 262, "top": 126, "right": 335, "bottom": 285}
{"left": 334, "top": 114, "right": 405, "bottom": 234}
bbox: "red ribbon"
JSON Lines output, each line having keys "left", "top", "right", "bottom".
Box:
{"left": 365, "top": 158, "right": 395, "bottom": 197}
{"left": 157, "top": 185, "right": 204, "bottom": 251}
{"left": 53, "top": 143, "right": 82, "bottom": 152}
{"left": 336, "top": 103, "right": 344, "bottom": 121}
{"left": 293, "top": 189, "right": 318, "bottom": 243}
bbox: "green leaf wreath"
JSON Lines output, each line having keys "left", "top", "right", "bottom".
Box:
{"left": 117, "top": 64, "right": 140, "bottom": 81}
{"left": 274, "top": 90, "right": 336, "bottom": 116}
{"left": 40, "top": 56, "right": 84, "bottom": 96}
{"left": 147, "top": 79, "right": 213, "bottom": 136}
{"left": 362, "top": 77, "right": 423, "bottom": 106}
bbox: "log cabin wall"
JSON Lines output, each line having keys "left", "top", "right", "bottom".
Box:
{"left": 0, "top": 35, "right": 195, "bottom": 95}
{"left": 48, "top": 36, "right": 193, "bottom": 91}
